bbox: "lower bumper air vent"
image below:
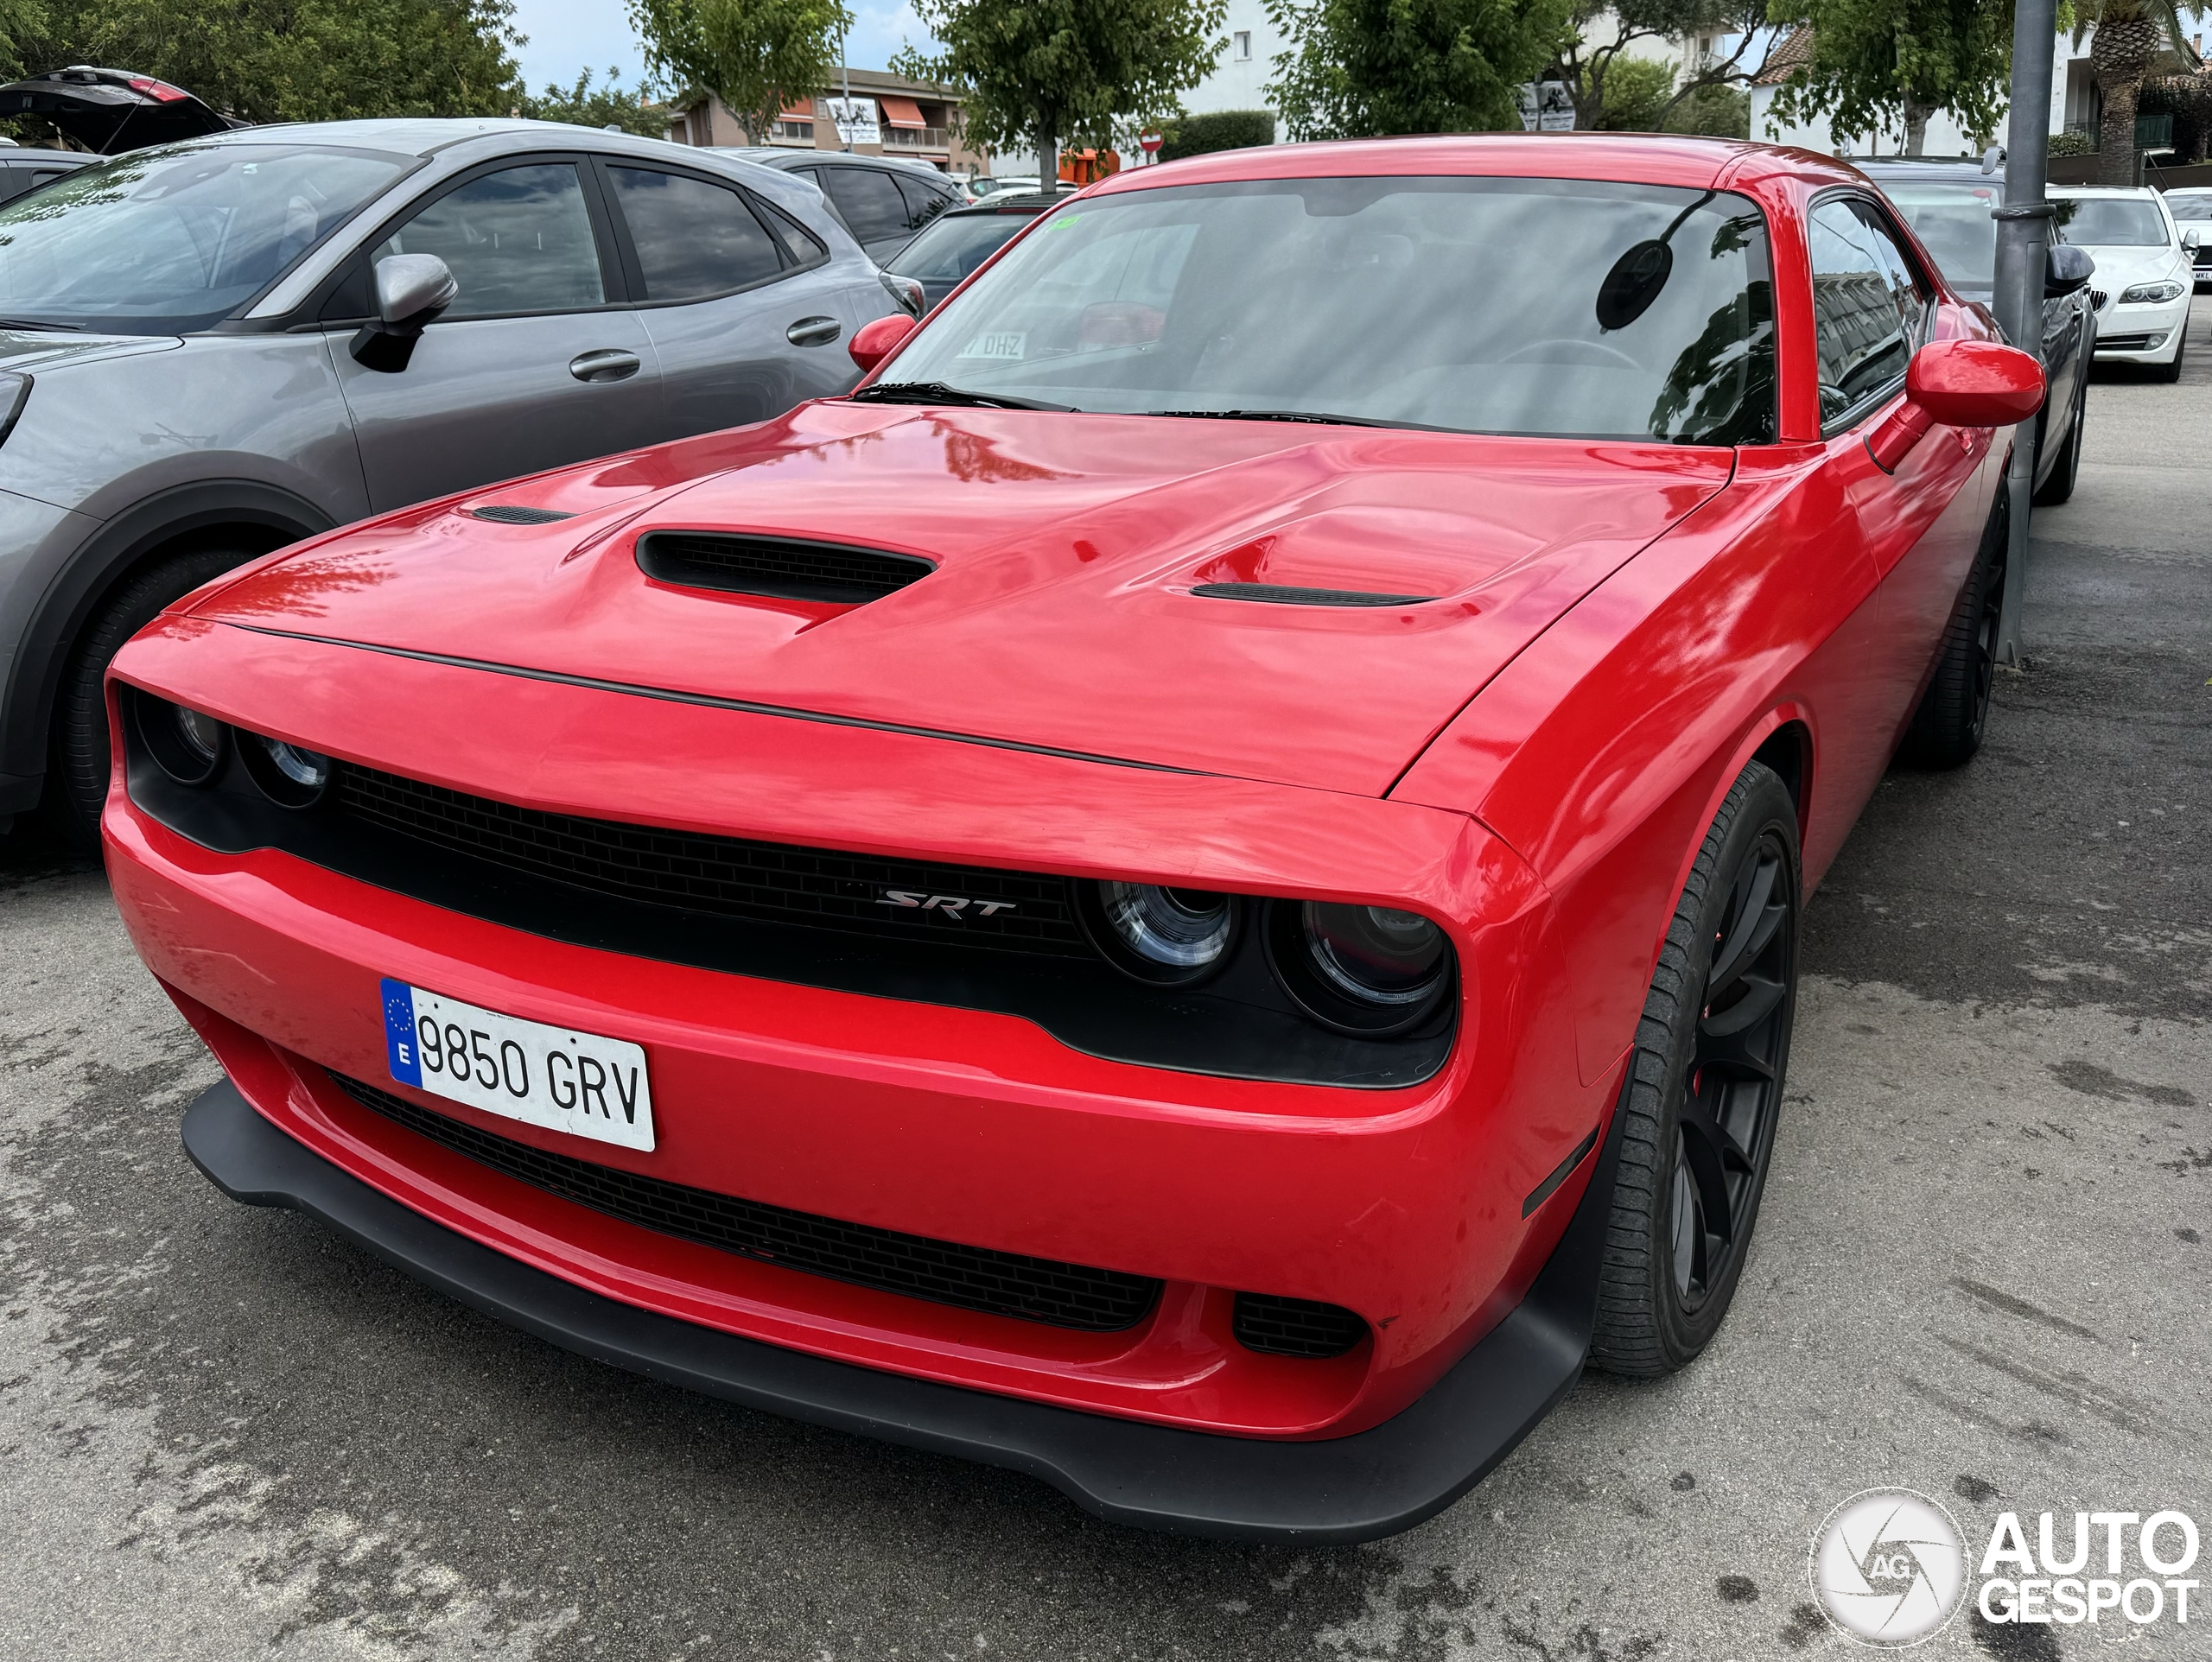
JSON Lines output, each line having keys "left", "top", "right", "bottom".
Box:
{"left": 638, "top": 530, "right": 934, "bottom": 605}
{"left": 1232, "top": 1291, "right": 1367, "bottom": 1358}
{"left": 329, "top": 1072, "right": 1162, "bottom": 1331}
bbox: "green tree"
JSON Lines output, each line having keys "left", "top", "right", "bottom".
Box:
{"left": 1546, "top": 0, "right": 1764, "bottom": 129}
{"left": 15, "top": 0, "right": 524, "bottom": 124}
{"left": 518, "top": 65, "right": 669, "bottom": 134}
{"left": 1763, "top": 0, "right": 2012, "bottom": 154}
{"left": 894, "top": 0, "right": 1225, "bottom": 184}
{"left": 1265, "top": 0, "right": 1573, "bottom": 137}
{"left": 1587, "top": 54, "right": 1748, "bottom": 132}
{"left": 2069, "top": 0, "right": 2206, "bottom": 182}
{"left": 629, "top": 0, "right": 851, "bottom": 144}
{"left": 1157, "top": 106, "right": 1275, "bottom": 157}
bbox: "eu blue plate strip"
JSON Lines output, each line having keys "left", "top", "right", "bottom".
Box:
{"left": 381, "top": 978, "right": 423, "bottom": 1087}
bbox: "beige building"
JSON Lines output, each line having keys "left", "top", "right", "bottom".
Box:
{"left": 665, "top": 67, "right": 988, "bottom": 177}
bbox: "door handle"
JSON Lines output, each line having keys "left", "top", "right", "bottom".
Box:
{"left": 785, "top": 315, "right": 842, "bottom": 347}
{"left": 569, "top": 349, "right": 641, "bottom": 383}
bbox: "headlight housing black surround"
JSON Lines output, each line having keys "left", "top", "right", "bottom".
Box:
{"left": 1075, "top": 881, "right": 1242, "bottom": 986}
{"left": 130, "top": 688, "right": 226, "bottom": 787}
{"left": 1264, "top": 899, "right": 1456, "bottom": 1035}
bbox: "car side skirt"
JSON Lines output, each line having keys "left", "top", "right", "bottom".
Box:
{"left": 181, "top": 1069, "right": 1626, "bottom": 1545}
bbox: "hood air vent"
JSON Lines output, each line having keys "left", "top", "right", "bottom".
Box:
{"left": 638, "top": 531, "right": 934, "bottom": 605}
{"left": 471, "top": 504, "right": 575, "bottom": 524}
{"left": 1192, "top": 582, "right": 1438, "bottom": 607}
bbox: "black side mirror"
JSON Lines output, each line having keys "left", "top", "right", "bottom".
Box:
{"left": 2044, "top": 243, "right": 2095, "bottom": 298}
{"left": 349, "top": 254, "right": 459, "bottom": 373}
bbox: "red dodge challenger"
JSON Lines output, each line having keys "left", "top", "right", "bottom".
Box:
{"left": 104, "top": 135, "right": 2042, "bottom": 1542}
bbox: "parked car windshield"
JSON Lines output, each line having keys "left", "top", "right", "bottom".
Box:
{"left": 876, "top": 176, "right": 1777, "bottom": 444}
{"left": 1881, "top": 181, "right": 1999, "bottom": 290}
{"left": 884, "top": 210, "right": 1039, "bottom": 285}
{"left": 2054, "top": 197, "right": 2169, "bottom": 245}
{"left": 0, "top": 143, "right": 409, "bottom": 333}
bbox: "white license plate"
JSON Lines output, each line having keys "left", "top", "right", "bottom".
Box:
{"left": 379, "top": 978, "right": 654, "bottom": 1151}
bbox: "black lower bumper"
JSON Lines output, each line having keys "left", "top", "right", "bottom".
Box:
{"left": 181, "top": 1078, "right": 1618, "bottom": 1544}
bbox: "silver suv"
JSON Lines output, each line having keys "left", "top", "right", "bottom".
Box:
{"left": 0, "top": 119, "right": 901, "bottom": 841}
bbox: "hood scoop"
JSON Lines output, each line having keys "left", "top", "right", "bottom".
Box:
{"left": 1192, "top": 582, "right": 1440, "bottom": 607}
{"left": 472, "top": 504, "right": 575, "bottom": 525}
{"left": 637, "top": 531, "right": 935, "bottom": 606}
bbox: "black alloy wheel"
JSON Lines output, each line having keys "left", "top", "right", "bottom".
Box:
{"left": 1897, "top": 495, "right": 2007, "bottom": 770}
{"left": 1591, "top": 760, "right": 1799, "bottom": 1377}
{"left": 1668, "top": 827, "right": 1792, "bottom": 1314}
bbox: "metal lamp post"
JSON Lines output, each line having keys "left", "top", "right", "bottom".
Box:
{"left": 1990, "top": 0, "right": 2061, "bottom": 664}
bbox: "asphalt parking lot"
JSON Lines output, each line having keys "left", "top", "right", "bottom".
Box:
{"left": 3, "top": 303, "right": 2208, "bottom": 1662}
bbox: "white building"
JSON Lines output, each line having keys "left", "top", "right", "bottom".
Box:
{"left": 1178, "top": 0, "right": 1287, "bottom": 126}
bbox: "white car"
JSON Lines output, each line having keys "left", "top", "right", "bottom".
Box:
{"left": 2165, "top": 186, "right": 2212, "bottom": 290}
{"left": 2052, "top": 185, "right": 2198, "bottom": 379}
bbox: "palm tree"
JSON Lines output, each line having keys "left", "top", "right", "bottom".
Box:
{"left": 2075, "top": 0, "right": 2206, "bottom": 185}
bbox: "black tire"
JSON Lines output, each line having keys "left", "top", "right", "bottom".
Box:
{"left": 1590, "top": 761, "right": 1799, "bottom": 1379}
{"left": 2158, "top": 320, "right": 2187, "bottom": 384}
{"left": 41, "top": 547, "right": 250, "bottom": 847}
{"left": 2031, "top": 374, "right": 2085, "bottom": 506}
{"left": 1895, "top": 496, "right": 2007, "bottom": 771}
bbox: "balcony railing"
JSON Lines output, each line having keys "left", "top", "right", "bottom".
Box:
{"left": 2064, "top": 110, "right": 2176, "bottom": 149}
{"left": 883, "top": 125, "right": 950, "bottom": 150}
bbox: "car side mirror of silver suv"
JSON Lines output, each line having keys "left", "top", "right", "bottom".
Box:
{"left": 349, "top": 254, "right": 460, "bottom": 374}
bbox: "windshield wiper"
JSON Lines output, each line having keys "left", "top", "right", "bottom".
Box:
{"left": 1145, "top": 408, "right": 1410, "bottom": 429}
{"left": 0, "top": 317, "right": 82, "bottom": 332}
{"left": 850, "top": 381, "right": 1071, "bottom": 411}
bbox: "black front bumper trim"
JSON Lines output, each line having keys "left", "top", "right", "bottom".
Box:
{"left": 181, "top": 1080, "right": 1619, "bottom": 1544}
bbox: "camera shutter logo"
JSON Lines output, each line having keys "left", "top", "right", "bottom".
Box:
{"left": 1811, "top": 1489, "right": 1969, "bottom": 1647}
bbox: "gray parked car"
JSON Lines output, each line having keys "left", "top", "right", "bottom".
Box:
{"left": 714, "top": 149, "right": 962, "bottom": 261}
{"left": 0, "top": 118, "right": 902, "bottom": 842}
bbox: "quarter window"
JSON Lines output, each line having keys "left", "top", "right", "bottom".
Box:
{"left": 375, "top": 162, "right": 606, "bottom": 319}
{"left": 608, "top": 166, "right": 784, "bottom": 299}
{"left": 892, "top": 172, "right": 952, "bottom": 232}
{"left": 1808, "top": 198, "right": 1926, "bottom": 427}
{"left": 822, "top": 166, "right": 912, "bottom": 244}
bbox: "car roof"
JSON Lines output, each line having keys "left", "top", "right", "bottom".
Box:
{"left": 1088, "top": 132, "right": 1849, "bottom": 199}
{"left": 2050, "top": 184, "right": 2160, "bottom": 198}
{"left": 715, "top": 146, "right": 954, "bottom": 180}
{"left": 943, "top": 193, "right": 1058, "bottom": 215}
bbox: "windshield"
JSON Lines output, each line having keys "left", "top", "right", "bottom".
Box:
{"left": 0, "top": 143, "right": 409, "bottom": 333}
{"left": 2167, "top": 192, "right": 2212, "bottom": 222}
{"left": 1883, "top": 181, "right": 1999, "bottom": 289}
{"left": 2054, "top": 197, "right": 2169, "bottom": 246}
{"left": 875, "top": 176, "right": 1777, "bottom": 444}
{"left": 886, "top": 211, "right": 1036, "bottom": 284}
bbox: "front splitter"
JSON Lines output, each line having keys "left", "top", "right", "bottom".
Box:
{"left": 181, "top": 1077, "right": 1618, "bottom": 1544}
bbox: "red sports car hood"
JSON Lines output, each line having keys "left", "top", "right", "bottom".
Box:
{"left": 191, "top": 403, "right": 1732, "bottom": 797}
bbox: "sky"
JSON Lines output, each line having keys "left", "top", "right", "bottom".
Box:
{"left": 506, "top": 0, "right": 939, "bottom": 98}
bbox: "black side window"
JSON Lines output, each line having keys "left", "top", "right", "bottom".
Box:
{"left": 892, "top": 173, "right": 952, "bottom": 232}
{"left": 754, "top": 198, "right": 829, "bottom": 267}
{"left": 822, "top": 167, "right": 912, "bottom": 244}
{"left": 607, "top": 166, "right": 784, "bottom": 300}
{"left": 373, "top": 162, "right": 607, "bottom": 320}
{"left": 1808, "top": 198, "right": 1927, "bottom": 428}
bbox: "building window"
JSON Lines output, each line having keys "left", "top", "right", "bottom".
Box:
{"left": 777, "top": 118, "right": 815, "bottom": 141}
{"left": 1234, "top": 30, "right": 1252, "bottom": 60}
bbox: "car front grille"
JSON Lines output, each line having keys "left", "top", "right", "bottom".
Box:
{"left": 1231, "top": 1291, "right": 1368, "bottom": 1358}
{"left": 333, "top": 764, "right": 1090, "bottom": 955}
{"left": 2094, "top": 333, "right": 2158, "bottom": 352}
{"left": 330, "top": 1072, "right": 1163, "bottom": 1331}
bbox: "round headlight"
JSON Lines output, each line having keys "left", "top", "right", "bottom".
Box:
{"left": 1264, "top": 899, "right": 1455, "bottom": 1035}
{"left": 1303, "top": 904, "right": 1447, "bottom": 1004}
{"left": 1077, "top": 880, "right": 1237, "bottom": 984}
{"left": 240, "top": 732, "right": 332, "bottom": 808}
{"left": 131, "top": 690, "right": 226, "bottom": 786}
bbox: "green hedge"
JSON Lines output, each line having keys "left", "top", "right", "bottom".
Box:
{"left": 1160, "top": 109, "right": 1276, "bottom": 161}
